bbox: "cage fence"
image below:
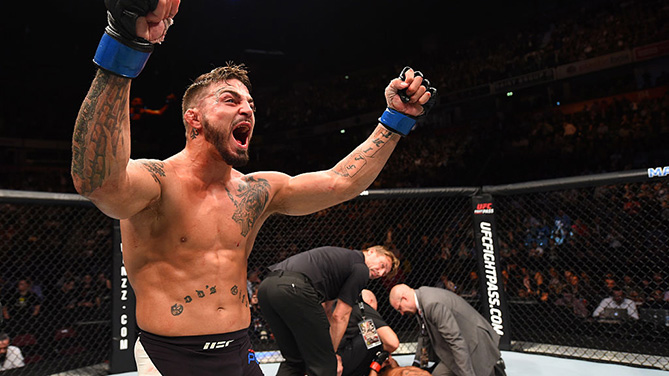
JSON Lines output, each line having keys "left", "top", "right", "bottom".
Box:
{"left": 0, "top": 172, "right": 667, "bottom": 374}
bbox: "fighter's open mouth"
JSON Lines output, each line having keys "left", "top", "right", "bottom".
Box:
{"left": 233, "top": 125, "right": 250, "bottom": 146}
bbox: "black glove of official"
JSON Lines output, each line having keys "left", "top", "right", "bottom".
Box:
{"left": 370, "top": 350, "right": 390, "bottom": 372}
{"left": 104, "top": 0, "right": 159, "bottom": 53}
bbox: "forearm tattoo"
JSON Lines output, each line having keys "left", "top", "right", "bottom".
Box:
{"left": 226, "top": 176, "right": 270, "bottom": 236}
{"left": 72, "top": 70, "right": 129, "bottom": 195}
{"left": 334, "top": 128, "right": 394, "bottom": 178}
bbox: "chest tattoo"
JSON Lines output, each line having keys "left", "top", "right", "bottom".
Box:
{"left": 226, "top": 176, "right": 270, "bottom": 236}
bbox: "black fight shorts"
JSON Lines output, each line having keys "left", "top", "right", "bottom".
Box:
{"left": 135, "top": 328, "right": 264, "bottom": 376}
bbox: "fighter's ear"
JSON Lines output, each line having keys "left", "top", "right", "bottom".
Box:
{"left": 184, "top": 108, "right": 201, "bottom": 128}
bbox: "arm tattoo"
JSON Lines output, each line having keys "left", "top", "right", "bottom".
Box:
{"left": 226, "top": 176, "right": 270, "bottom": 236}
{"left": 333, "top": 128, "right": 394, "bottom": 178}
{"left": 333, "top": 153, "right": 367, "bottom": 178}
{"left": 141, "top": 161, "right": 166, "bottom": 185}
{"left": 72, "top": 70, "right": 129, "bottom": 195}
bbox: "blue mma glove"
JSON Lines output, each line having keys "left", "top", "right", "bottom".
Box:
{"left": 379, "top": 66, "right": 437, "bottom": 136}
{"left": 93, "top": 0, "right": 161, "bottom": 78}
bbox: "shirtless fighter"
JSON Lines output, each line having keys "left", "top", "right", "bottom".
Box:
{"left": 71, "top": 0, "right": 436, "bottom": 374}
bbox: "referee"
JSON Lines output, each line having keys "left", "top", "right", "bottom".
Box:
{"left": 257, "top": 245, "right": 399, "bottom": 376}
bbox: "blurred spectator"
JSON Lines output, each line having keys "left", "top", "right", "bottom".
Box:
{"left": 554, "top": 287, "right": 589, "bottom": 318}
{"left": 248, "top": 285, "right": 271, "bottom": 344}
{"left": 459, "top": 271, "right": 480, "bottom": 298}
{"left": 649, "top": 271, "right": 667, "bottom": 294}
{"left": 432, "top": 242, "right": 452, "bottom": 275}
{"left": 533, "top": 271, "right": 550, "bottom": 303}
{"left": 96, "top": 272, "right": 112, "bottom": 315}
{"left": 627, "top": 290, "right": 645, "bottom": 310}
{"left": 644, "top": 289, "right": 669, "bottom": 309}
{"left": 434, "top": 274, "right": 456, "bottom": 293}
{"left": 1, "top": 279, "right": 41, "bottom": 336}
{"left": 51, "top": 279, "right": 78, "bottom": 329}
{"left": 601, "top": 276, "right": 617, "bottom": 297}
{"left": 0, "top": 332, "right": 24, "bottom": 371}
{"left": 76, "top": 274, "right": 98, "bottom": 321}
{"left": 129, "top": 94, "right": 176, "bottom": 122}
{"left": 592, "top": 287, "right": 639, "bottom": 320}
{"left": 547, "top": 267, "right": 563, "bottom": 295}
{"left": 247, "top": 268, "right": 262, "bottom": 299}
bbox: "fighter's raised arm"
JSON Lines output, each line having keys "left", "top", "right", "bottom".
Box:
{"left": 266, "top": 67, "right": 437, "bottom": 216}
{"left": 71, "top": 1, "right": 435, "bottom": 374}
{"left": 71, "top": 0, "right": 180, "bottom": 219}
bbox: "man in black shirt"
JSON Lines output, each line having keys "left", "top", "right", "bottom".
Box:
{"left": 1, "top": 279, "right": 41, "bottom": 337}
{"left": 338, "top": 289, "right": 399, "bottom": 376}
{"left": 257, "top": 245, "right": 399, "bottom": 376}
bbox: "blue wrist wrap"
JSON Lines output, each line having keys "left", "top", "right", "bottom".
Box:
{"left": 378, "top": 108, "right": 416, "bottom": 136}
{"left": 93, "top": 33, "right": 152, "bottom": 78}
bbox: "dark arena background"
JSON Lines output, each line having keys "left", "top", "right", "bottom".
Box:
{"left": 1, "top": 0, "right": 668, "bottom": 375}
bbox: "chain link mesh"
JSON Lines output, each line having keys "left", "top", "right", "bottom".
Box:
{"left": 494, "top": 180, "right": 669, "bottom": 368}
{"left": 1, "top": 175, "right": 667, "bottom": 373}
{"left": 0, "top": 201, "right": 113, "bottom": 375}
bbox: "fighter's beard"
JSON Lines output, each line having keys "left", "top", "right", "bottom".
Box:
{"left": 202, "top": 118, "right": 249, "bottom": 167}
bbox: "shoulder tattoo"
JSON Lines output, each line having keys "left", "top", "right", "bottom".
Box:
{"left": 226, "top": 176, "right": 270, "bottom": 236}
{"left": 141, "top": 161, "right": 166, "bottom": 185}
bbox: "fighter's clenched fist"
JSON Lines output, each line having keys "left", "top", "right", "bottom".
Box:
{"left": 379, "top": 67, "right": 437, "bottom": 136}
{"left": 95, "top": 0, "right": 181, "bottom": 77}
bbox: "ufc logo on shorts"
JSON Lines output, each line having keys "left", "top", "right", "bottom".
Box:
{"left": 202, "top": 340, "right": 234, "bottom": 350}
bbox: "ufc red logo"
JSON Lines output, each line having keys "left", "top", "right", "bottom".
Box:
{"left": 476, "top": 203, "right": 493, "bottom": 210}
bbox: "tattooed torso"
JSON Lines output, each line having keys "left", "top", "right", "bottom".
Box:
{"left": 119, "top": 162, "right": 275, "bottom": 337}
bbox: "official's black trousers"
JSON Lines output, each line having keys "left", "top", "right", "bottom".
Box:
{"left": 257, "top": 271, "right": 336, "bottom": 376}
